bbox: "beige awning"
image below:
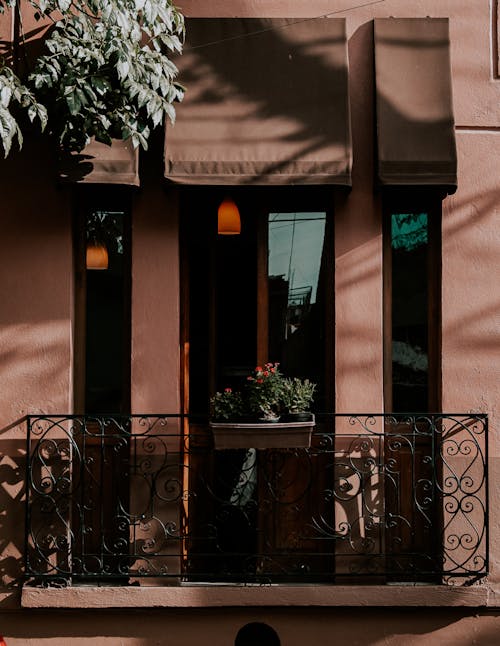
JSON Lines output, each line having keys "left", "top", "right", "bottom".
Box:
{"left": 165, "top": 18, "right": 352, "bottom": 186}
{"left": 374, "top": 18, "right": 457, "bottom": 192}
{"left": 58, "top": 139, "right": 139, "bottom": 186}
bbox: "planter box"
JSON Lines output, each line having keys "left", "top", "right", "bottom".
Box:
{"left": 209, "top": 417, "right": 315, "bottom": 449}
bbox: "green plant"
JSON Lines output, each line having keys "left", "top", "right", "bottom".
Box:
{"left": 0, "top": 61, "right": 47, "bottom": 156}
{"left": 210, "top": 364, "right": 317, "bottom": 422}
{"left": 281, "top": 377, "right": 316, "bottom": 414}
{"left": 0, "top": 0, "right": 184, "bottom": 155}
{"left": 210, "top": 388, "right": 244, "bottom": 421}
{"left": 245, "top": 362, "right": 285, "bottom": 420}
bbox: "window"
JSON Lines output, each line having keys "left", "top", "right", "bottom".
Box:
{"left": 182, "top": 188, "right": 334, "bottom": 416}
{"left": 72, "top": 188, "right": 132, "bottom": 577}
{"left": 181, "top": 188, "right": 334, "bottom": 581}
{"left": 74, "top": 188, "right": 132, "bottom": 414}
{"left": 384, "top": 193, "right": 441, "bottom": 413}
{"left": 383, "top": 192, "right": 442, "bottom": 581}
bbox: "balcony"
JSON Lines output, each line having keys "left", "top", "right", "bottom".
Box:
{"left": 25, "top": 413, "right": 488, "bottom": 587}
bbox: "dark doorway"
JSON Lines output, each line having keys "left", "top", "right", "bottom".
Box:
{"left": 181, "top": 188, "right": 335, "bottom": 582}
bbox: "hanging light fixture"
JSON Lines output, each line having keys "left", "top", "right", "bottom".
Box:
{"left": 86, "top": 241, "right": 109, "bottom": 270}
{"left": 217, "top": 197, "right": 241, "bottom": 235}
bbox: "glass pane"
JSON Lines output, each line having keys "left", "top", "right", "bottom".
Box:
{"left": 85, "top": 210, "right": 128, "bottom": 413}
{"left": 391, "top": 212, "right": 429, "bottom": 412}
{"left": 216, "top": 217, "right": 257, "bottom": 389}
{"left": 187, "top": 203, "right": 258, "bottom": 413}
{"left": 268, "top": 211, "right": 327, "bottom": 403}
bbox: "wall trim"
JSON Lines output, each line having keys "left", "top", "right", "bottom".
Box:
{"left": 21, "top": 584, "right": 491, "bottom": 609}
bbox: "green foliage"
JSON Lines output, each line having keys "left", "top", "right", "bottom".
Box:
{"left": 86, "top": 210, "right": 123, "bottom": 254}
{"left": 281, "top": 377, "right": 316, "bottom": 414}
{"left": 211, "top": 389, "right": 244, "bottom": 421}
{"left": 0, "top": 63, "right": 47, "bottom": 156}
{"left": 391, "top": 213, "right": 428, "bottom": 251}
{"left": 211, "top": 365, "right": 317, "bottom": 421}
{"left": 245, "top": 363, "right": 285, "bottom": 420}
{"left": 0, "top": 0, "right": 184, "bottom": 155}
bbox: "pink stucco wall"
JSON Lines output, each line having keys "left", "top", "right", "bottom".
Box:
{"left": 131, "top": 161, "right": 181, "bottom": 414}
{"left": 2, "top": 607, "right": 500, "bottom": 645}
{"left": 0, "top": 0, "right": 498, "bottom": 642}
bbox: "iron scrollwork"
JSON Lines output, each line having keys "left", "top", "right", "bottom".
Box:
{"left": 25, "top": 413, "right": 487, "bottom": 585}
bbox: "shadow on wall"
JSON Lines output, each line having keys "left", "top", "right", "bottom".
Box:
{"left": 175, "top": 17, "right": 350, "bottom": 184}
{"left": 1, "top": 608, "right": 500, "bottom": 645}
{"left": 441, "top": 155, "right": 500, "bottom": 365}
{"left": 0, "top": 422, "right": 28, "bottom": 602}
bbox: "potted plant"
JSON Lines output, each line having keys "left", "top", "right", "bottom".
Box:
{"left": 245, "top": 363, "right": 285, "bottom": 422}
{"left": 209, "top": 363, "right": 316, "bottom": 450}
{"left": 210, "top": 388, "right": 244, "bottom": 421}
{"left": 281, "top": 377, "right": 316, "bottom": 422}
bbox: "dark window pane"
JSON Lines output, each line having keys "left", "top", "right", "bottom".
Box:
{"left": 215, "top": 216, "right": 257, "bottom": 389}
{"left": 85, "top": 210, "right": 128, "bottom": 413}
{"left": 391, "top": 212, "right": 429, "bottom": 412}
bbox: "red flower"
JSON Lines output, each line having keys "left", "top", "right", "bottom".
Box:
{"left": 256, "top": 378, "right": 263, "bottom": 384}
{"left": 263, "top": 371, "right": 269, "bottom": 376}
{"left": 270, "top": 367, "right": 276, "bottom": 373}
{"left": 255, "top": 366, "right": 263, "bottom": 372}
{"left": 224, "top": 387, "right": 232, "bottom": 393}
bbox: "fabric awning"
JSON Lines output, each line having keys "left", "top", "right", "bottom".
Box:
{"left": 58, "top": 139, "right": 139, "bottom": 186}
{"left": 165, "top": 18, "right": 352, "bottom": 186}
{"left": 374, "top": 18, "right": 457, "bottom": 192}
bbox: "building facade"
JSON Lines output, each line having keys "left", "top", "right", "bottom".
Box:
{"left": 0, "top": 0, "right": 499, "bottom": 644}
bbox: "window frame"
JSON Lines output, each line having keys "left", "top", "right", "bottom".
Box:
{"left": 180, "top": 186, "right": 335, "bottom": 417}
{"left": 72, "top": 186, "right": 133, "bottom": 415}
{"left": 382, "top": 189, "right": 442, "bottom": 413}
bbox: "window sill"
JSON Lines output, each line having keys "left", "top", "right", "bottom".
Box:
{"left": 21, "top": 583, "right": 490, "bottom": 609}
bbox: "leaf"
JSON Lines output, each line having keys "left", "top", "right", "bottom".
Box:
{"left": 137, "top": 87, "right": 148, "bottom": 108}
{"left": 164, "top": 102, "right": 176, "bottom": 124}
{"left": 66, "top": 90, "right": 81, "bottom": 116}
{"left": 1, "top": 86, "right": 12, "bottom": 108}
{"left": 117, "top": 59, "right": 130, "bottom": 80}
{"left": 95, "top": 130, "right": 112, "bottom": 146}
{"left": 91, "top": 76, "right": 107, "bottom": 96}
{"left": 20, "top": 0, "right": 185, "bottom": 153}
{"left": 151, "top": 108, "right": 163, "bottom": 127}
{"left": 37, "top": 104, "right": 48, "bottom": 131}
{"left": 27, "top": 104, "right": 37, "bottom": 123}
{"left": 0, "top": 106, "right": 16, "bottom": 157}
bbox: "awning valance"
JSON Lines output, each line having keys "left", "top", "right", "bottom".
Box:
{"left": 165, "top": 18, "right": 352, "bottom": 186}
{"left": 58, "top": 139, "right": 139, "bottom": 186}
{"left": 374, "top": 18, "right": 457, "bottom": 192}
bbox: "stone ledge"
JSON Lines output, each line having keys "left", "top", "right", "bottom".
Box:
{"left": 21, "top": 584, "right": 491, "bottom": 609}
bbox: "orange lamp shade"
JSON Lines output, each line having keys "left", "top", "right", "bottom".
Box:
{"left": 218, "top": 197, "right": 241, "bottom": 235}
{"left": 86, "top": 241, "right": 109, "bottom": 270}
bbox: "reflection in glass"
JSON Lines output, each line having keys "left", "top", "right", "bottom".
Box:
{"left": 268, "top": 212, "right": 327, "bottom": 404}
{"left": 391, "top": 212, "right": 429, "bottom": 412}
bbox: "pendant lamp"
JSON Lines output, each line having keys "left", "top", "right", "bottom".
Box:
{"left": 86, "top": 241, "right": 109, "bottom": 270}
{"left": 218, "top": 197, "right": 241, "bottom": 235}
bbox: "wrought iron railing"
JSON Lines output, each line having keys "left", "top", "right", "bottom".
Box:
{"left": 25, "top": 413, "right": 488, "bottom": 586}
